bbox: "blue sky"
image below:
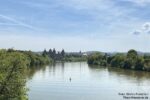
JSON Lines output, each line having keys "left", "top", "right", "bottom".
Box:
{"left": 0, "top": 0, "right": 150, "bottom": 52}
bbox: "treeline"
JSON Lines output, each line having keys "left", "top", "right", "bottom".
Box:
{"left": 43, "top": 48, "right": 65, "bottom": 61}
{"left": 64, "top": 52, "right": 87, "bottom": 62}
{"left": 88, "top": 49, "right": 150, "bottom": 71}
{"left": 22, "top": 51, "right": 52, "bottom": 66}
{"left": 8, "top": 49, "right": 52, "bottom": 66}
{"left": 43, "top": 49, "right": 87, "bottom": 61}
{"left": 0, "top": 49, "right": 52, "bottom": 100}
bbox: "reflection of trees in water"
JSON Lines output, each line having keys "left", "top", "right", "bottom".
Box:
{"left": 107, "top": 67, "right": 150, "bottom": 86}
{"left": 26, "top": 65, "right": 48, "bottom": 80}
{"left": 88, "top": 64, "right": 106, "bottom": 69}
{"left": 88, "top": 65, "right": 150, "bottom": 85}
{"left": 88, "top": 65, "right": 107, "bottom": 71}
{"left": 107, "top": 67, "right": 150, "bottom": 79}
{"left": 50, "top": 62, "right": 65, "bottom": 77}
{"left": 26, "top": 62, "right": 66, "bottom": 79}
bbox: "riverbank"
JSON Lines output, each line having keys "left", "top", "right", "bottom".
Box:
{"left": 87, "top": 49, "right": 150, "bottom": 72}
{"left": 0, "top": 49, "right": 53, "bottom": 100}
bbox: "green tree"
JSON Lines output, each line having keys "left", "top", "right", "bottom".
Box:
{"left": 88, "top": 52, "right": 106, "bottom": 66}
{"left": 125, "top": 49, "right": 138, "bottom": 69}
{"left": 123, "top": 59, "right": 132, "bottom": 69}
{"left": 0, "top": 49, "right": 52, "bottom": 100}
{"left": 42, "top": 49, "right": 47, "bottom": 57}
{"left": 110, "top": 54, "right": 125, "bottom": 68}
{"left": 127, "top": 49, "right": 138, "bottom": 59}
{"left": 0, "top": 51, "right": 29, "bottom": 100}
{"left": 61, "top": 49, "right": 65, "bottom": 57}
{"left": 135, "top": 57, "right": 144, "bottom": 70}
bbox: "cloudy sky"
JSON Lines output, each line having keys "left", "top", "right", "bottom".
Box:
{"left": 0, "top": 0, "right": 150, "bottom": 52}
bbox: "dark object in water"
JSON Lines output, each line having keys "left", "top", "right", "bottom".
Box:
{"left": 69, "top": 77, "right": 71, "bottom": 82}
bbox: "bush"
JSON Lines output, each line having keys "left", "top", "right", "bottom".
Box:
{"left": 87, "top": 49, "right": 150, "bottom": 72}
{"left": 0, "top": 49, "right": 52, "bottom": 100}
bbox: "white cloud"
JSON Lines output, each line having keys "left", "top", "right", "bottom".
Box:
{"left": 133, "top": 22, "right": 150, "bottom": 35}
{"left": 142, "top": 22, "right": 150, "bottom": 32}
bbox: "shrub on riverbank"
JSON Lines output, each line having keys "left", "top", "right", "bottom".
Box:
{"left": 0, "top": 49, "right": 29, "bottom": 100}
{"left": 87, "top": 49, "right": 150, "bottom": 71}
{"left": 63, "top": 56, "right": 87, "bottom": 62}
{"left": 87, "top": 52, "right": 107, "bottom": 66}
{"left": 0, "top": 49, "right": 52, "bottom": 100}
{"left": 23, "top": 51, "right": 52, "bottom": 66}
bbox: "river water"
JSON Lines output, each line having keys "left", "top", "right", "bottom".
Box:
{"left": 27, "top": 62, "right": 150, "bottom": 100}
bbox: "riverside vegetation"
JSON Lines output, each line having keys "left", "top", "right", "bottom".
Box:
{"left": 0, "top": 48, "right": 86, "bottom": 100}
{"left": 88, "top": 49, "right": 150, "bottom": 71}
{"left": 43, "top": 48, "right": 87, "bottom": 62}
{"left": 1, "top": 48, "right": 150, "bottom": 100}
{"left": 0, "top": 49, "right": 52, "bottom": 100}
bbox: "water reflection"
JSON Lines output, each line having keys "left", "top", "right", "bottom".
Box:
{"left": 27, "top": 65, "right": 47, "bottom": 80}
{"left": 27, "top": 62, "right": 150, "bottom": 100}
{"left": 88, "top": 65, "right": 150, "bottom": 86}
{"left": 108, "top": 67, "right": 150, "bottom": 86}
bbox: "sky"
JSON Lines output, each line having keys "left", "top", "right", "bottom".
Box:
{"left": 0, "top": 0, "right": 150, "bottom": 52}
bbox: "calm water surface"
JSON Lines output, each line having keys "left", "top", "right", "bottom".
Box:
{"left": 27, "top": 62, "right": 150, "bottom": 100}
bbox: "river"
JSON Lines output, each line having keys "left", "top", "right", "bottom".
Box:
{"left": 27, "top": 62, "right": 150, "bottom": 100}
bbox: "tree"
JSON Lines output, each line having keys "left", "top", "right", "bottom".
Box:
{"left": 127, "top": 49, "right": 138, "bottom": 59}
{"left": 135, "top": 57, "right": 144, "bottom": 70}
{"left": 48, "top": 49, "right": 52, "bottom": 58}
{"left": 61, "top": 49, "right": 65, "bottom": 57}
{"left": 0, "top": 51, "right": 28, "bottom": 100}
{"left": 79, "top": 51, "right": 82, "bottom": 57}
{"left": 126, "top": 49, "right": 138, "bottom": 69}
{"left": 88, "top": 52, "right": 106, "bottom": 66}
{"left": 42, "top": 49, "right": 47, "bottom": 57}
{"left": 123, "top": 59, "right": 132, "bottom": 69}
{"left": 144, "top": 59, "right": 150, "bottom": 71}
{"left": 110, "top": 54, "right": 125, "bottom": 68}
{"left": 51, "top": 48, "right": 56, "bottom": 60}
{"left": 143, "top": 54, "right": 150, "bottom": 71}
{"left": 107, "top": 56, "right": 114, "bottom": 64}
{"left": 0, "top": 49, "right": 53, "bottom": 100}
{"left": 52, "top": 48, "right": 56, "bottom": 55}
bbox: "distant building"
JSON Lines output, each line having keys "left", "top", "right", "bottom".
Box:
{"left": 83, "top": 53, "right": 87, "bottom": 56}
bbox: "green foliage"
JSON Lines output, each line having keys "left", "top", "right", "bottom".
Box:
{"left": 0, "top": 49, "right": 52, "bottom": 100}
{"left": 110, "top": 54, "right": 125, "bottom": 68}
{"left": 63, "top": 56, "right": 87, "bottom": 62}
{"left": 24, "top": 51, "right": 51, "bottom": 66}
{"left": 127, "top": 49, "right": 138, "bottom": 59}
{"left": 123, "top": 59, "right": 132, "bottom": 69}
{"left": 144, "top": 55, "right": 150, "bottom": 71}
{"left": 125, "top": 49, "right": 138, "bottom": 69}
{"left": 45, "top": 48, "right": 87, "bottom": 62}
{"left": 0, "top": 50, "right": 28, "bottom": 100}
{"left": 135, "top": 57, "right": 144, "bottom": 70}
{"left": 88, "top": 53, "right": 107, "bottom": 66}
{"left": 45, "top": 48, "right": 65, "bottom": 61}
{"left": 88, "top": 49, "right": 150, "bottom": 72}
{"left": 107, "top": 56, "right": 114, "bottom": 64}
